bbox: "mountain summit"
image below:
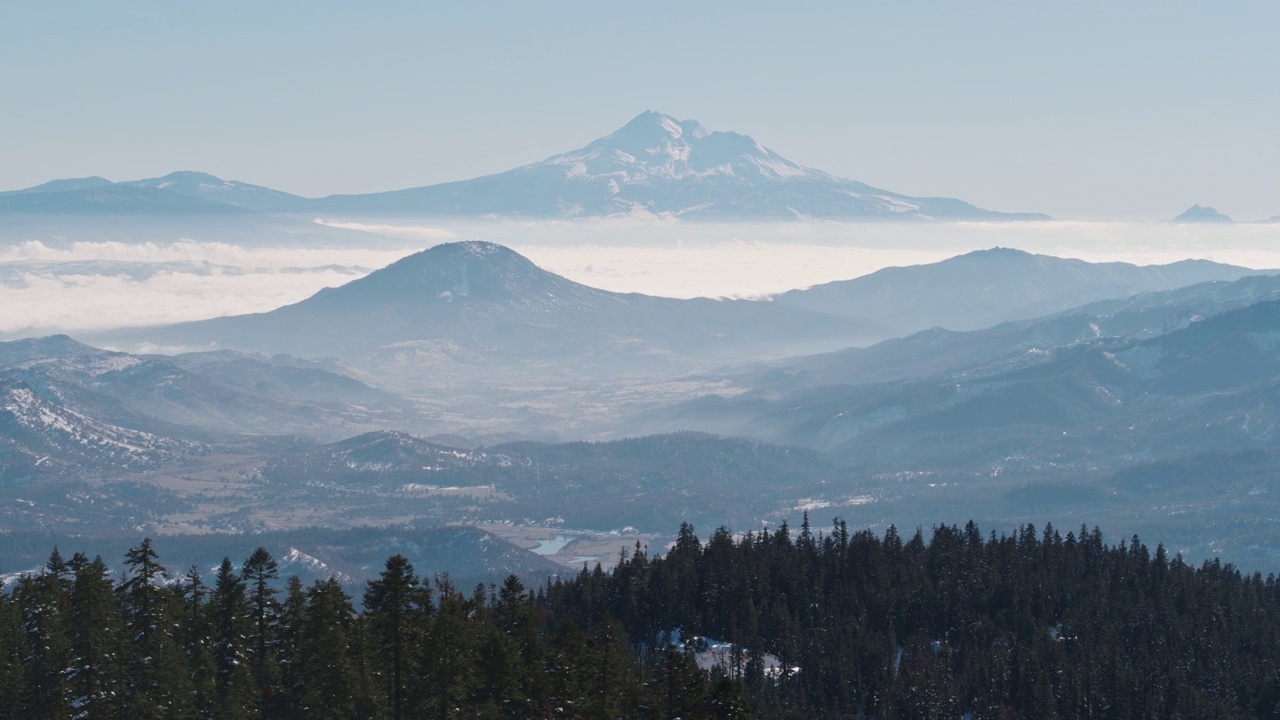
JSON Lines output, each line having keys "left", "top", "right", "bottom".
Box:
{"left": 316, "top": 111, "right": 1049, "bottom": 221}
{"left": 548, "top": 110, "right": 818, "bottom": 184}
{"left": 303, "top": 240, "right": 616, "bottom": 314}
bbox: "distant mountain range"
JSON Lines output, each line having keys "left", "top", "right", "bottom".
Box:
{"left": 94, "top": 241, "right": 883, "bottom": 384}
{"left": 261, "top": 430, "right": 849, "bottom": 531}
{"left": 657, "top": 279, "right": 1280, "bottom": 474}
{"left": 736, "top": 272, "right": 1280, "bottom": 394}
{"left": 0, "top": 171, "right": 303, "bottom": 214}
{"left": 0, "top": 334, "right": 855, "bottom": 533}
{"left": 0, "top": 112, "right": 1047, "bottom": 221}
{"left": 92, "top": 244, "right": 1271, "bottom": 394}
{"left": 771, "top": 247, "right": 1265, "bottom": 334}
{"left": 9, "top": 116, "right": 1280, "bottom": 222}
{"left": 11, "top": 243, "right": 1280, "bottom": 572}
{"left": 619, "top": 280, "right": 1280, "bottom": 570}
{"left": 0, "top": 335, "right": 420, "bottom": 482}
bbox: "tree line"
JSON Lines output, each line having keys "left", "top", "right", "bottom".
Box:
{"left": 0, "top": 539, "right": 744, "bottom": 720}
{"left": 5, "top": 519, "right": 1280, "bottom": 718}
{"left": 545, "top": 518, "right": 1280, "bottom": 718}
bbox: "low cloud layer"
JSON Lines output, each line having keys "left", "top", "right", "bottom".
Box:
{"left": 0, "top": 240, "right": 417, "bottom": 337}
{"left": 0, "top": 239, "right": 415, "bottom": 270}
{"left": 4, "top": 221, "right": 1280, "bottom": 339}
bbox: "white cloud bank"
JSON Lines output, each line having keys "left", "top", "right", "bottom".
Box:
{"left": 4, "top": 220, "right": 1280, "bottom": 338}
{"left": 0, "top": 241, "right": 418, "bottom": 337}
{"left": 0, "top": 239, "right": 416, "bottom": 270}
{"left": 486, "top": 218, "right": 1280, "bottom": 297}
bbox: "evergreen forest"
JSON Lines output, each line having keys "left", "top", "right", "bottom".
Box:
{"left": 3, "top": 518, "right": 1280, "bottom": 719}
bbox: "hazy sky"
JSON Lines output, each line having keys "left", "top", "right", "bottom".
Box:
{"left": 3, "top": 1, "right": 1277, "bottom": 220}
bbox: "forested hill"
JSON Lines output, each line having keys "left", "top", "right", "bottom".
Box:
{"left": 4, "top": 522, "right": 1280, "bottom": 719}
{"left": 547, "top": 520, "right": 1280, "bottom": 718}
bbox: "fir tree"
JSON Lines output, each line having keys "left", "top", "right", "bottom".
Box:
{"left": 179, "top": 565, "right": 217, "bottom": 719}
{"left": 0, "top": 589, "right": 27, "bottom": 720}
{"left": 299, "top": 578, "right": 361, "bottom": 720}
{"left": 362, "top": 554, "right": 425, "bottom": 720}
{"left": 416, "top": 577, "right": 479, "bottom": 720}
{"left": 241, "top": 547, "right": 282, "bottom": 716}
{"left": 117, "top": 538, "right": 190, "bottom": 719}
{"left": 12, "top": 555, "right": 72, "bottom": 719}
{"left": 67, "top": 555, "right": 121, "bottom": 720}
{"left": 212, "top": 557, "right": 254, "bottom": 719}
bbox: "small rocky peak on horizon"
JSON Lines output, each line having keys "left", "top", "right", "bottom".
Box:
{"left": 1174, "top": 204, "right": 1233, "bottom": 224}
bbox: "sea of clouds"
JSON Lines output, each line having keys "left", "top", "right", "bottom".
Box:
{"left": 4, "top": 218, "right": 1280, "bottom": 339}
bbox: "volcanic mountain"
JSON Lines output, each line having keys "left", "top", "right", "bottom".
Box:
{"left": 315, "top": 111, "right": 1047, "bottom": 220}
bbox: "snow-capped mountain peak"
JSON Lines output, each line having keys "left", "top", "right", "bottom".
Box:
{"left": 543, "top": 111, "right": 823, "bottom": 185}
{"left": 588, "top": 110, "right": 711, "bottom": 153}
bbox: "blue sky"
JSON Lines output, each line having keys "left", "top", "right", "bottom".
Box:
{"left": 3, "top": 1, "right": 1277, "bottom": 220}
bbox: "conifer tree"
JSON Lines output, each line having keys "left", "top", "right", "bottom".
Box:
{"left": 12, "top": 554, "right": 72, "bottom": 719}
{"left": 546, "top": 618, "right": 590, "bottom": 718}
{"left": 117, "top": 538, "right": 190, "bottom": 719}
{"left": 67, "top": 555, "right": 121, "bottom": 720}
{"left": 300, "top": 578, "right": 361, "bottom": 720}
{"left": 241, "top": 546, "right": 282, "bottom": 715}
{"left": 0, "top": 589, "right": 26, "bottom": 720}
{"left": 417, "top": 577, "right": 479, "bottom": 720}
{"left": 212, "top": 557, "right": 254, "bottom": 719}
{"left": 275, "top": 576, "right": 309, "bottom": 720}
{"left": 179, "top": 565, "right": 217, "bottom": 719}
{"left": 491, "top": 574, "right": 548, "bottom": 717}
{"left": 587, "top": 615, "right": 635, "bottom": 718}
{"left": 362, "top": 554, "right": 425, "bottom": 720}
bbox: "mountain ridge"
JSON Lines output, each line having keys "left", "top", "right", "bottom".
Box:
{"left": 772, "top": 247, "right": 1271, "bottom": 334}
{"left": 92, "top": 241, "right": 882, "bottom": 379}
{"left": 0, "top": 112, "right": 1047, "bottom": 221}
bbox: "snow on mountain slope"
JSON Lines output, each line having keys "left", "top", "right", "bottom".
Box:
{"left": 315, "top": 111, "right": 1049, "bottom": 220}
{"left": 0, "top": 375, "right": 203, "bottom": 479}
{"left": 0, "top": 335, "right": 413, "bottom": 439}
{"left": 541, "top": 111, "right": 826, "bottom": 185}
